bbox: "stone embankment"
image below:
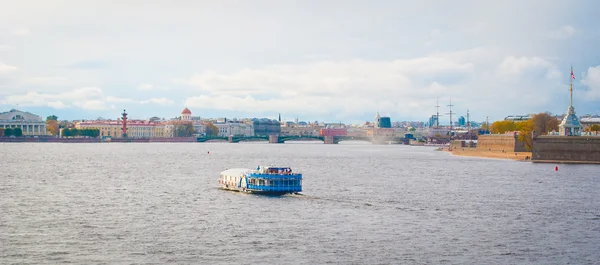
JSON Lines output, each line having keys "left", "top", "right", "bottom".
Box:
{"left": 0, "top": 137, "right": 196, "bottom": 143}
{"left": 448, "top": 148, "right": 531, "bottom": 161}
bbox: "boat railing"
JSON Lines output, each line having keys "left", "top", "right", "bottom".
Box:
{"left": 246, "top": 184, "right": 302, "bottom": 192}
{"left": 246, "top": 173, "right": 302, "bottom": 179}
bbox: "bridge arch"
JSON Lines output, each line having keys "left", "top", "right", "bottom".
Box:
{"left": 277, "top": 136, "right": 324, "bottom": 143}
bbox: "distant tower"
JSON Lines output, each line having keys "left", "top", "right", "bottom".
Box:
{"left": 375, "top": 112, "right": 381, "bottom": 128}
{"left": 278, "top": 113, "right": 281, "bottom": 123}
{"left": 181, "top": 107, "right": 192, "bottom": 121}
{"left": 559, "top": 66, "right": 583, "bottom": 136}
{"left": 121, "top": 109, "right": 128, "bottom": 138}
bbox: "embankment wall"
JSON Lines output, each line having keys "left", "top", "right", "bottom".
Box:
{"left": 476, "top": 134, "right": 527, "bottom": 152}
{"left": 532, "top": 136, "right": 600, "bottom": 163}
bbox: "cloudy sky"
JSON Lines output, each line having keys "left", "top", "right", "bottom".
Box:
{"left": 1, "top": 0, "right": 600, "bottom": 124}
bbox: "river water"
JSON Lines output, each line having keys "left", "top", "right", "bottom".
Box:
{"left": 1, "top": 142, "right": 599, "bottom": 264}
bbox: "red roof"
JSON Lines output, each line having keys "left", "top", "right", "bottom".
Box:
{"left": 182, "top": 108, "right": 192, "bottom": 115}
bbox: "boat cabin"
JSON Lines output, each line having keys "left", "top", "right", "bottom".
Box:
{"left": 257, "top": 166, "right": 294, "bottom": 174}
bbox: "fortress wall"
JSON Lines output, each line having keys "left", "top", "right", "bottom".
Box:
{"left": 450, "top": 140, "right": 476, "bottom": 149}
{"left": 532, "top": 136, "right": 600, "bottom": 163}
{"left": 476, "top": 134, "right": 527, "bottom": 152}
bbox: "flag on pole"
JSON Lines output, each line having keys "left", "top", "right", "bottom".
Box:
{"left": 571, "top": 66, "right": 576, "bottom": 79}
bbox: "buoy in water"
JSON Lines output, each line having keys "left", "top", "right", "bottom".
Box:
{"left": 208, "top": 151, "right": 210, "bottom": 154}
{"left": 554, "top": 166, "right": 558, "bottom": 171}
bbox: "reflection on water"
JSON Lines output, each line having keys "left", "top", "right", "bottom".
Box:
{"left": 1, "top": 142, "right": 599, "bottom": 264}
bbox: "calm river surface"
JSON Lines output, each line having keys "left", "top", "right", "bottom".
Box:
{"left": 1, "top": 142, "right": 599, "bottom": 264}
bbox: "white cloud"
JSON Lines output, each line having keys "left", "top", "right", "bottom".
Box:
{"left": 137, "top": 84, "right": 154, "bottom": 90}
{"left": 182, "top": 49, "right": 564, "bottom": 120}
{"left": 543, "top": 25, "right": 575, "bottom": 39}
{"left": 137, "top": 83, "right": 169, "bottom": 91}
{"left": 581, "top": 66, "right": 600, "bottom": 100}
{"left": 0, "top": 86, "right": 175, "bottom": 110}
{"left": 73, "top": 100, "right": 111, "bottom": 110}
{"left": 425, "top": 29, "right": 445, "bottom": 46}
{"left": 0, "top": 63, "right": 17, "bottom": 74}
{"left": 0, "top": 45, "right": 11, "bottom": 51}
{"left": 140, "top": 97, "right": 174, "bottom": 105}
{"left": 25, "top": 76, "right": 68, "bottom": 85}
{"left": 0, "top": 1, "right": 597, "bottom": 121}
{"left": 496, "top": 56, "right": 557, "bottom": 79}
{"left": 12, "top": 28, "right": 31, "bottom": 36}
{"left": 0, "top": 87, "right": 110, "bottom": 110}
{"left": 106, "top": 96, "right": 135, "bottom": 103}
{"left": 186, "top": 55, "right": 475, "bottom": 99}
{"left": 47, "top": 101, "right": 71, "bottom": 109}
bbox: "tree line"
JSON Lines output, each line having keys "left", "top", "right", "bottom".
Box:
{"left": 61, "top": 128, "right": 100, "bottom": 138}
{"left": 0, "top": 128, "right": 23, "bottom": 137}
{"left": 489, "top": 112, "right": 560, "bottom": 150}
{"left": 170, "top": 121, "right": 219, "bottom": 137}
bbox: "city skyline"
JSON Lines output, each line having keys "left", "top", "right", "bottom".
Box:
{"left": 1, "top": 1, "right": 600, "bottom": 123}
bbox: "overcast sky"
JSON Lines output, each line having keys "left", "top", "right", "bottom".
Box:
{"left": 1, "top": 0, "right": 600, "bottom": 124}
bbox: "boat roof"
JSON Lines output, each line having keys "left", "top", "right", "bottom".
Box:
{"left": 259, "top": 166, "right": 292, "bottom": 169}
{"left": 220, "top": 168, "right": 253, "bottom": 175}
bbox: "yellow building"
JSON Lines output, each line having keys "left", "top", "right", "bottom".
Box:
{"left": 75, "top": 120, "right": 167, "bottom": 138}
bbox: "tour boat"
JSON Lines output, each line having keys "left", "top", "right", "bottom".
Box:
{"left": 218, "top": 166, "right": 302, "bottom": 195}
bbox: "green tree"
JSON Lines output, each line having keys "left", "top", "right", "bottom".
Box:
{"left": 587, "top": 124, "right": 600, "bottom": 135}
{"left": 46, "top": 115, "right": 59, "bottom": 136}
{"left": 204, "top": 122, "right": 218, "bottom": 137}
{"left": 90, "top": 128, "right": 100, "bottom": 138}
{"left": 173, "top": 121, "right": 194, "bottom": 137}
{"left": 12, "top": 128, "right": 23, "bottom": 137}
{"left": 78, "top": 128, "right": 100, "bottom": 138}
{"left": 516, "top": 120, "right": 534, "bottom": 151}
{"left": 4, "top": 128, "right": 13, "bottom": 136}
{"left": 531, "top": 112, "right": 559, "bottom": 136}
{"left": 489, "top": 120, "right": 518, "bottom": 134}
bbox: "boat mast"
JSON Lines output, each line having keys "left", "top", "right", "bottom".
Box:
{"left": 435, "top": 99, "right": 440, "bottom": 128}
{"left": 466, "top": 108, "right": 471, "bottom": 132}
{"left": 446, "top": 98, "right": 455, "bottom": 133}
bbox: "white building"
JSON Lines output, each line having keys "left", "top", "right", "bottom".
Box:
{"left": 0, "top": 109, "right": 47, "bottom": 136}
{"left": 215, "top": 122, "right": 254, "bottom": 137}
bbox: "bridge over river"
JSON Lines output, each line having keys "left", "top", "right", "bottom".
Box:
{"left": 197, "top": 135, "right": 407, "bottom": 144}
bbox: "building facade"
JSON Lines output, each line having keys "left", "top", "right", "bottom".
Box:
{"left": 0, "top": 109, "right": 47, "bottom": 136}
{"left": 253, "top": 119, "right": 281, "bottom": 136}
{"left": 75, "top": 120, "right": 166, "bottom": 138}
{"left": 215, "top": 121, "right": 254, "bottom": 137}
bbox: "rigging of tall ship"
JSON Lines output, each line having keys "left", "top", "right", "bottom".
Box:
{"left": 218, "top": 166, "right": 302, "bottom": 195}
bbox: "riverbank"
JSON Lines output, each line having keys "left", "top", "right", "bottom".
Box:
{"left": 0, "top": 137, "right": 196, "bottom": 143}
{"left": 446, "top": 148, "right": 532, "bottom": 161}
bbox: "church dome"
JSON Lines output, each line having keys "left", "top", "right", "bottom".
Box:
{"left": 181, "top": 108, "right": 192, "bottom": 115}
